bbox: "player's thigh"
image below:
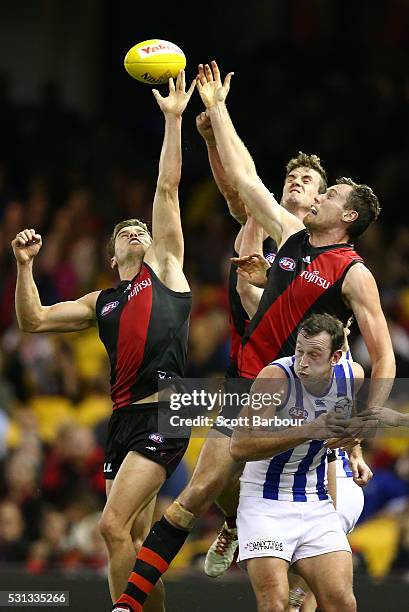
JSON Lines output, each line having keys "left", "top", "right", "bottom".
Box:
{"left": 178, "top": 431, "right": 243, "bottom": 509}
{"left": 294, "top": 551, "right": 353, "bottom": 604}
{"left": 102, "top": 451, "right": 166, "bottom": 532}
{"left": 247, "top": 557, "right": 289, "bottom": 604}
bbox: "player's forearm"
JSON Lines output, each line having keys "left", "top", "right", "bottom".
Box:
{"left": 207, "top": 144, "right": 247, "bottom": 223}
{"left": 230, "top": 428, "right": 312, "bottom": 462}
{"left": 367, "top": 353, "right": 396, "bottom": 408}
{"left": 15, "top": 262, "right": 44, "bottom": 331}
{"left": 157, "top": 114, "right": 182, "bottom": 191}
{"left": 208, "top": 102, "right": 257, "bottom": 186}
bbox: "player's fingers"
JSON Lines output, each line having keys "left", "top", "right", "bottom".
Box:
{"left": 178, "top": 69, "right": 185, "bottom": 91}
{"left": 198, "top": 65, "right": 206, "bottom": 85}
{"left": 204, "top": 63, "right": 213, "bottom": 82}
{"left": 152, "top": 89, "right": 162, "bottom": 103}
{"left": 186, "top": 78, "right": 196, "bottom": 99}
{"left": 211, "top": 60, "right": 221, "bottom": 82}
{"left": 168, "top": 77, "right": 175, "bottom": 93}
{"left": 223, "top": 71, "right": 235, "bottom": 92}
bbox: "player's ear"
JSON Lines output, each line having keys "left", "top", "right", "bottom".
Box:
{"left": 110, "top": 256, "right": 117, "bottom": 270}
{"left": 330, "top": 350, "right": 343, "bottom": 366}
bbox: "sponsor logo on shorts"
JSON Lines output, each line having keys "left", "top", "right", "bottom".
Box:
{"left": 149, "top": 433, "right": 164, "bottom": 444}
{"left": 289, "top": 406, "right": 308, "bottom": 420}
{"left": 244, "top": 539, "right": 284, "bottom": 552}
{"left": 146, "top": 446, "right": 157, "bottom": 452}
{"left": 101, "top": 301, "right": 119, "bottom": 316}
{"left": 264, "top": 252, "right": 276, "bottom": 265}
{"left": 279, "top": 256, "right": 296, "bottom": 271}
{"left": 103, "top": 462, "right": 113, "bottom": 473}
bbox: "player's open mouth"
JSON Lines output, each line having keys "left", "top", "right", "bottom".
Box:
{"left": 310, "top": 205, "right": 318, "bottom": 215}
{"left": 290, "top": 187, "right": 301, "bottom": 193}
{"left": 129, "top": 239, "right": 141, "bottom": 244}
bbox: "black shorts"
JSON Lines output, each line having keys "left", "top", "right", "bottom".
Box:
{"left": 104, "top": 403, "right": 190, "bottom": 479}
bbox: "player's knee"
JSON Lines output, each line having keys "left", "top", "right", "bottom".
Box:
{"left": 99, "top": 509, "right": 128, "bottom": 546}
{"left": 319, "top": 588, "right": 356, "bottom": 612}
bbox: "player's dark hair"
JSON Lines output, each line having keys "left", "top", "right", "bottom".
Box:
{"left": 336, "top": 177, "right": 381, "bottom": 240}
{"left": 286, "top": 152, "right": 327, "bottom": 194}
{"left": 298, "top": 313, "right": 344, "bottom": 354}
{"left": 107, "top": 218, "right": 150, "bottom": 259}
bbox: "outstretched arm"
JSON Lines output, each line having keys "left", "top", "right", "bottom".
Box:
{"left": 145, "top": 71, "right": 195, "bottom": 274}
{"left": 196, "top": 111, "right": 246, "bottom": 224}
{"left": 236, "top": 215, "right": 265, "bottom": 318}
{"left": 343, "top": 263, "right": 396, "bottom": 408}
{"left": 12, "top": 229, "right": 98, "bottom": 333}
{"left": 196, "top": 61, "right": 303, "bottom": 246}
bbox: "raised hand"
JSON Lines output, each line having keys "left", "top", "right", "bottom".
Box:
{"left": 12, "top": 229, "right": 42, "bottom": 264}
{"left": 231, "top": 253, "right": 271, "bottom": 288}
{"left": 196, "top": 61, "right": 234, "bottom": 109}
{"left": 360, "top": 405, "right": 403, "bottom": 427}
{"left": 196, "top": 110, "right": 216, "bottom": 145}
{"left": 152, "top": 70, "right": 195, "bottom": 116}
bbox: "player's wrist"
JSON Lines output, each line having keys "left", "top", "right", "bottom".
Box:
{"left": 17, "top": 259, "right": 34, "bottom": 268}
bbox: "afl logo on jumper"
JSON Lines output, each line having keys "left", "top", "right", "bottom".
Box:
{"left": 265, "top": 252, "right": 276, "bottom": 265}
{"left": 149, "top": 433, "right": 164, "bottom": 444}
{"left": 289, "top": 406, "right": 308, "bottom": 420}
{"left": 279, "top": 257, "right": 296, "bottom": 271}
{"left": 101, "top": 301, "right": 119, "bottom": 316}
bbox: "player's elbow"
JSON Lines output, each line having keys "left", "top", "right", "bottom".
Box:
{"left": 17, "top": 317, "right": 41, "bottom": 333}
{"left": 230, "top": 435, "right": 252, "bottom": 461}
{"left": 156, "top": 176, "right": 180, "bottom": 194}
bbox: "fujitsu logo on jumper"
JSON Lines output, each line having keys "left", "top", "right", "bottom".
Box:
{"left": 128, "top": 277, "right": 152, "bottom": 300}
{"left": 300, "top": 269, "right": 330, "bottom": 289}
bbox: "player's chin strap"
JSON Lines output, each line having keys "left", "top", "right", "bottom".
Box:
{"left": 165, "top": 500, "right": 196, "bottom": 530}
{"left": 288, "top": 586, "right": 306, "bottom": 609}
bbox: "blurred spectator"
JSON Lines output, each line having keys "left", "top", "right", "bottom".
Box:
{"left": 0, "top": 501, "right": 29, "bottom": 563}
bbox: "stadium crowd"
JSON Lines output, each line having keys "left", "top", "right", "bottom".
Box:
{"left": 1, "top": 0, "right": 409, "bottom": 583}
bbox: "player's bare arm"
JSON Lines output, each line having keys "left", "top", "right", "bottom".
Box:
{"left": 196, "top": 110, "right": 247, "bottom": 224}
{"left": 12, "top": 229, "right": 98, "bottom": 333}
{"left": 196, "top": 61, "right": 303, "bottom": 246}
{"left": 144, "top": 69, "right": 195, "bottom": 291}
{"left": 360, "top": 405, "right": 409, "bottom": 427}
{"left": 342, "top": 263, "right": 396, "bottom": 407}
{"left": 235, "top": 215, "right": 265, "bottom": 318}
{"left": 230, "top": 365, "right": 348, "bottom": 461}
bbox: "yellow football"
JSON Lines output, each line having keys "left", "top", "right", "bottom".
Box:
{"left": 124, "top": 39, "right": 186, "bottom": 85}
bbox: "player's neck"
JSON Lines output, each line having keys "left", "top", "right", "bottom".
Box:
{"left": 308, "top": 227, "right": 350, "bottom": 248}
{"left": 302, "top": 370, "right": 333, "bottom": 396}
{"left": 118, "top": 259, "right": 143, "bottom": 281}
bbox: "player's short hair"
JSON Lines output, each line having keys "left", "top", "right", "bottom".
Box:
{"left": 336, "top": 177, "right": 381, "bottom": 240}
{"left": 107, "top": 218, "right": 150, "bottom": 259}
{"left": 286, "top": 152, "right": 327, "bottom": 194}
{"left": 298, "top": 313, "right": 345, "bottom": 354}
